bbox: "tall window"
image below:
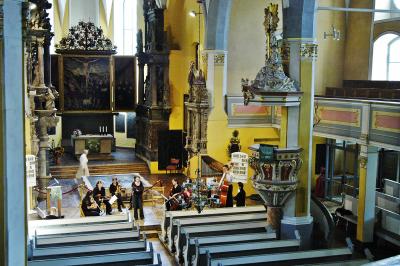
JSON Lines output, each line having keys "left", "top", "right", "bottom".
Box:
{"left": 48, "top": 0, "right": 55, "bottom": 54}
{"left": 372, "top": 33, "right": 400, "bottom": 81}
{"left": 375, "top": 0, "right": 400, "bottom": 21}
{"left": 114, "top": 0, "right": 137, "bottom": 55}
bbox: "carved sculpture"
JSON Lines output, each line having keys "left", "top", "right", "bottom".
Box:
{"left": 136, "top": 0, "right": 171, "bottom": 162}
{"left": 227, "top": 130, "right": 241, "bottom": 156}
{"left": 242, "top": 4, "right": 299, "bottom": 106}
{"left": 185, "top": 62, "right": 209, "bottom": 159}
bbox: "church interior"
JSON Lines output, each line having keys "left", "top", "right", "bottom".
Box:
{"left": 1, "top": 0, "right": 400, "bottom": 265}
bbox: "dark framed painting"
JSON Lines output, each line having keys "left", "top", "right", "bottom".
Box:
{"left": 115, "top": 113, "right": 126, "bottom": 133}
{"left": 114, "top": 56, "right": 136, "bottom": 111}
{"left": 126, "top": 112, "right": 136, "bottom": 139}
{"left": 62, "top": 55, "right": 111, "bottom": 111}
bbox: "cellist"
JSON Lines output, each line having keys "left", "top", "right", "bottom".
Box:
{"left": 219, "top": 164, "right": 234, "bottom": 207}
{"left": 166, "top": 178, "right": 182, "bottom": 211}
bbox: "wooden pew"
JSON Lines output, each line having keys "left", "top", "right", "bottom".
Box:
{"left": 171, "top": 212, "right": 267, "bottom": 253}
{"left": 183, "top": 232, "right": 276, "bottom": 266}
{"left": 207, "top": 247, "right": 352, "bottom": 266}
{"left": 28, "top": 244, "right": 155, "bottom": 266}
{"left": 35, "top": 221, "right": 136, "bottom": 237}
{"left": 175, "top": 221, "right": 269, "bottom": 262}
{"left": 34, "top": 229, "right": 141, "bottom": 247}
{"left": 160, "top": 205, "right": 266, "bottom": 243}
{"left": 32, "top": 239, "right": 147, "bottom": 259}
{"left": 296, "top": 259, "right": 370, "bottom": 266}
{"left": 194, "top": 236, "right": 300, "bottom": 266}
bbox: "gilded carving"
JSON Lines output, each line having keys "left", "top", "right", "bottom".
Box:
{"left": 300, "top": 43, "right": 318, "bottom": 59}
{"left": 359, "top": 156, "right": 367, "bottom": 169}
{"left": 214, "top": 54, "right": 225, "bottom": 65}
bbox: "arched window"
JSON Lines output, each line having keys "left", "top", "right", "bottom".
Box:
{"left": 114, "top": 0, "right": 137, "bottom": 55}
{"left": 375, "top": 0, "right": 400, "bottom": 21}
{"left": 372, "top": 33, "right": 400, "bottom": 81}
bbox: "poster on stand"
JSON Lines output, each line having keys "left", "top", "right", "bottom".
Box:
{"left": 231, "top": 152, "right": 248, "bottom": 183}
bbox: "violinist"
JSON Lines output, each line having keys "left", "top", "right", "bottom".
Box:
{"left": 166, "top": 178, "right": 182, "bottom": 211}
{"left": 93, "top": 181, "right": 112, "bottom": 215}
{"left": 109, "top": 177, "right": 125, "bottom": 212}
{"left": 131, "top": 176, "right": 144, "bottom": 220}
{"left": 219, "top": 165, "right": 233, "bottom": 207}
{"left": 81, "top": 191, "right": 100, "bottom": 216}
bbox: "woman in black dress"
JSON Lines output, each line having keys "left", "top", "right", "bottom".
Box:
{"left": 131, "top": 176, "right": 144, "bottom": 220}
{"left": 93, "top": 181, "right": 112, "bottom": 215}
{"left": 81, "top": 191, "right": 100, "bottom": 216}
{"left": 109, "top": 177, "right": 125, "bottom": 212}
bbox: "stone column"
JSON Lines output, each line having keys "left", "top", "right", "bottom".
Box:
{"left": 280, "top": 1, "right": 317, "bottom": 243}
{"left": 1, "top": 0, "right": 27, "bottom": 264}
{"left": 357, "top": 145, "right": 378, "bottom": 243}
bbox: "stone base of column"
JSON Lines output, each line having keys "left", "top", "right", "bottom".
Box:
{"left": 281, "top": 216, "right": 313, "bottom": 248}
{"left": 37, "top": 175, "right": 52, "bottom": 200}
{"left": 266, "top": 207, "right": 283, "bottom": 235}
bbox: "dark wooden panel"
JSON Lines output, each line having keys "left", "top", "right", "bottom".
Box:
{"left": 114, "top": 56, "right": 136, "bottom": 111}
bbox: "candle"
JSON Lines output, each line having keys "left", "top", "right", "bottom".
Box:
{"left": 99, "top": 126, "right": 101, "bottom": 133}
{"left": 105, "top": 126, "right": 108, "bottom": 133}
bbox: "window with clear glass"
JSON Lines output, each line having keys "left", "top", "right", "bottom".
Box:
{"left": 114, "top": 0, "right": 137, "bottom": 55}
{"left": 375, "top": 0, "right": 400, "bottom": 21}
{"left": 372, "top": 33, "right": 400, "bottom": 81}
{"left": 48, "top": 0, "right": 55, "bottom": 54}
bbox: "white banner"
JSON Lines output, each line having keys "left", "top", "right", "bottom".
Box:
{"left": 231, "top": 152, "right": 248, "bottom": 183}
{"left": 26, "top": 155, "right": 36, "bottom": 187}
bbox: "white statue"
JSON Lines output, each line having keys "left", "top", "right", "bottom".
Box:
{"left": 75, "top": 149, "right": 90, "bottom": 179}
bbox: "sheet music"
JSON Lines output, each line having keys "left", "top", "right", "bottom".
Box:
{"left": 109, "top": 195, "right": 118, "bottom": 205}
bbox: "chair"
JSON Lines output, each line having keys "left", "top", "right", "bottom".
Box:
{"left": 166, "top": 158, "right": 180, "bottom": 174}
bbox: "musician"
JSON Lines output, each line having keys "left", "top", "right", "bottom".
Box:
{"left": 234, "top": 182, "right": 246, "bottom": 207}
{"left": 109, "top": 177, "right": 125, "bottom": 212}
{"left": 93, "top": 181, "right": 112, "bottom": 215}
{"left": 131, "top": 176, "right": 144, "bottom": 220}
{"left": 81, "top": 191, "right": 100, "bottom": 216}
{"left": 219, "top": 164, "right": 233, "bottom": 207}
{"left": 166, "top": 178, "right": 182, "bottom": 211}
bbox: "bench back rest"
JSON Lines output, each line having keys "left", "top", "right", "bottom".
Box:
{"left": 384, "top": 179, "right": 400, "bottom": 198}
{"left": 344, "top": 194, "right": 358, "bottom": 215}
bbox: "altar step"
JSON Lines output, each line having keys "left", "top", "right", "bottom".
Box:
{"left": 50, "top": 163, "right": 150, "bottom": 179}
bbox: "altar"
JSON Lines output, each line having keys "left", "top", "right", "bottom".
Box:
{"left": 71, "top": 134, "right": 115, "bottom": 158}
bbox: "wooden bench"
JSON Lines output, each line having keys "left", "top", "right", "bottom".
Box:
{"left": 34, "top": 229, "right": 141, "bottom": 247}
{"left": 35, "top": 221, "right": 136, "bottom": 237}
{"left": 171, "top": 212, "right": 267, "bottom": 254}
{"left": 160, "top": 205, "right": 266, "bottom": 243}
{"left": 32, "top": 239, "right": 147, "bottom": 259}
{"left": 183, "top": 232, "right": 276, "bottom": 266}
{"left": 28, "top": 244, "right": 155, "bottom": 266}
{"left": 336, "top": 194, "right": 358, "bottom": 233}
{"left": 175, "top": 221, "right": 269, "bottom": 262}
{"left": 207, "top": 247, "right": 352, "bottom": 266}
{"left": 194, "top": 237, "right": 300, "bottom": 266}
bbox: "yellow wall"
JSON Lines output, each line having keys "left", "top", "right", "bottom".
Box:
{"left": 227, "top": 0, "right": 282, "bottom": 95}
{"left": 343, "top": 0, "right": 373, "bottom": 80}
{"left": 315, "top": 0, "right": 346, "bottom": 95}
{"left": 374, "top": 20, "right": 400, "bottom": 40}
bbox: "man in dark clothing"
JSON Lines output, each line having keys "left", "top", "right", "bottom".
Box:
{"left": 234, "top": 182, "right": 246, "bottom": 207}
{"left": 109, "top": 177, "right": 125, "bottom": 212}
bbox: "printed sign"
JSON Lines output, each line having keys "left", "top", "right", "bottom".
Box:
{"left": 231, "top": 152, "right": 248, "bottom": 183}
{"left": 26, "top": 155, "right": 36, "bottom": 187}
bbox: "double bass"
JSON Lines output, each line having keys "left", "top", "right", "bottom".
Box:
{"left": 219, "top": 180, "right": 229, "bottom": 207}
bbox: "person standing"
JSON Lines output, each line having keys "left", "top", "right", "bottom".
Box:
{"left": 76, "top": 149, "right": 90, "bottom": 179}
{"left": 234, "top": 182, "right": 246, "bottom": 207}
{"left": 93, "top": 181, "right": 112, "bottom": 215}
{"left": 109, "top": 177, "right": 125, "bottom": 212}
{"left": 131, "top": 176, "right": 144, "bottom": 220}
{"left": 219, "top": 165, "right": 233, "bottom": 207}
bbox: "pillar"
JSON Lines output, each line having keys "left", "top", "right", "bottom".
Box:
{"left": 1, "top": 0, "right": 27, "bottom": 264}
{"left": 357, "top": 145, "right": 378, "bottom": 243}
{"left": 280, "top": 0, "right": 317, "bottom": 243}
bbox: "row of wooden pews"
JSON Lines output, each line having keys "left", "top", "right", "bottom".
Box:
{"left": 28, "top": 213, "right": 161, "bottom": 265}
{"left": 160, "top": 205, "right": 370, "bottom": 266}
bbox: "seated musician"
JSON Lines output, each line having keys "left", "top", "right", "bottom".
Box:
{"left": 166, "top": 178, "right": 182, "bottom": 211}
{"left": 93, "top": 181, "right": 112, "bottom": 215}
{"left": 233, "top": 182, "right": 246, "bottom": 207}
{"left": 219, "top": 165, "right": 234, "bottom": 207}
{"left": 81, "top": 191, "right": 100, "bottom": 216}
{"left": 109, "top": 177, "right": 125, "bottom": 212}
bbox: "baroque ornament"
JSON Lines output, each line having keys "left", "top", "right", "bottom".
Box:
{"left": 55, "top": 21, "right": 116, "bottom": 54}
{"left": 300, "top": 43, "right": 318, "bottom": 59}
{"left": 242, "top": 4, "right": 299, "bottom": 105}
